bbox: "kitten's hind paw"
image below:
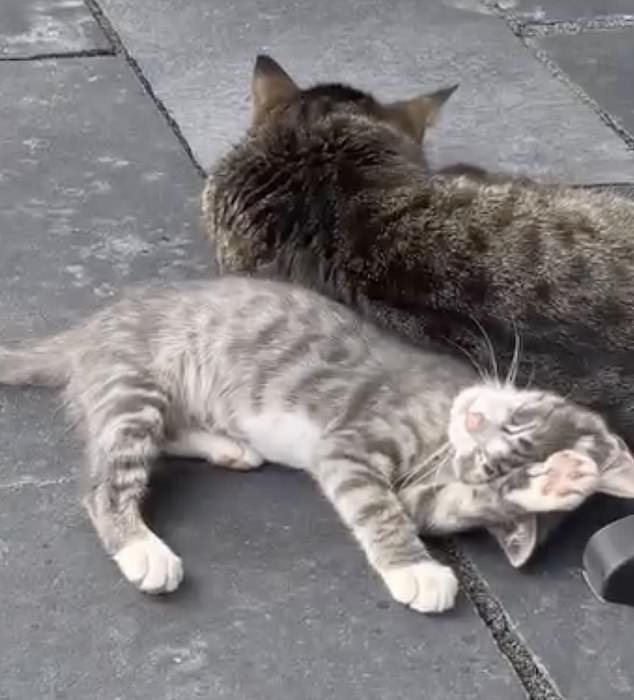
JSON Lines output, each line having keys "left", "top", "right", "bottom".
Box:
{"left": 114, "top": 533, "right": 183, "bottom": 594}
{"left": 164, "top": 430, "right": 264, "bottom": 471}
{"left": 382, "top": 561, "right": 458, "bottom": 613}
{"left": 508, "top": 449, "right": 600, "bottom": 512}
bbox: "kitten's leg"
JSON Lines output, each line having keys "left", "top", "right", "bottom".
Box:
{"left": 81, "top": 381, "right": 183, "bottom": 594}
{"left": 403, "top": 449, "right": 600, "bottom": 534}
{"left": 163, "top": 429, "right": 264, "bottom": 470}
{"left": 503, "top": 449, "right": 600, "bottom": 512}
{"left": 315, "top": 446, "right": 458, "bottom": 614}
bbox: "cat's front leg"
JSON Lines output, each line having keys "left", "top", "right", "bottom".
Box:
{"left": 315, "top": 446, "right": 458, "bottom": 614}
{"left": 503, "top": 449, "right": 600, "bottom": 513}
{"left": 402, "top": 449, "right": 600, "bottom": 533}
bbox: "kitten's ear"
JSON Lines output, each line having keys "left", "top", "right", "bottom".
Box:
{"left": 383, "top": 84, "right": 458, "bottom": 143}
{"left": 487, "top": 516, "right": 538, "bottom": 568}
{"left": 251, "top": 54, "right": 299, "bottom": 125}
{"left": 598, "top": 438, "right": 634, "bottom": 499}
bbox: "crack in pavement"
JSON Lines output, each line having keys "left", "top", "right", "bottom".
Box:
{"left": 519, "top": 15, "right": 634, "bottom": 38}
{"left": 0, "top": 48, "right": 115, "bottom": 62}
{"left": 0, "top": 475, "right": 74, "bottom": 492}
{"left": 488, "top": 2, "right": 634, "bottom": 152}
{"left": 84, "top": 0, "right": 207, "bottom": 179}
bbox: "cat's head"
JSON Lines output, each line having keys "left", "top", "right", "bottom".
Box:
{"left": 249, "top": 54, "right": 457, "bottom": 164}
{"left": 449, "top": 382, "right": 634, "bottom": 566}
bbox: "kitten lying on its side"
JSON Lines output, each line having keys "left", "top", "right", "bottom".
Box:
{"left": 1, "top": 277, "right": 632, "bottom": 613}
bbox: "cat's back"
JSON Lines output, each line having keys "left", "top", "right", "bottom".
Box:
{"left": 119, "top": 276, "right": 474, "bottom": 396}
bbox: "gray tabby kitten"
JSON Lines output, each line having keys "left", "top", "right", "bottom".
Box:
{"left": 1, "top": 277, "right": 633, "bottom": 613}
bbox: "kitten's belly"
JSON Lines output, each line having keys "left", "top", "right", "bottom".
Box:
{"left": 240, "top": 412, "right": 321, "bottom": 471}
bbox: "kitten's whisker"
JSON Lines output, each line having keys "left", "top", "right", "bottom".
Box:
{"left": 397, "top": 446, "right": 450, "bottom": 489}
{"left": 431, "top": 452, "right": 452, "bottom": 491}
{"left": 523, "top": 363, "right": 536, "bottom": 390}
{"left": 469, "top": 314, "right": 500, "bottom": 387}
{"left": 505, "top": 321, "right": 522, "bottom": 387}
{"left": 442, "top": 335, "right": 490, "bottom": 383}
{"left": 424, "top": 451, "right": 453, "bottom": 489}
{"left": 397, "top": 441, "right": 451, "bottom": 489}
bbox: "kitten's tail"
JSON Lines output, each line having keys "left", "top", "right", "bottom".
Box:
{"left": 0, "top": 332, "right": 73, "bottom": 387}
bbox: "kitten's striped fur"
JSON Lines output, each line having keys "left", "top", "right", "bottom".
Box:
{"left": 1, "top": 277, "right": 632, "bottom": 613}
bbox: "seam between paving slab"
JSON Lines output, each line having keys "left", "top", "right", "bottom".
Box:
{"left": 83, "top": 0, "right": 207, "bottom": 179}
{"left": 489, "top": 1, "right": 634, "bottom": 151}
{"left": 0, "top": 476, "right": 74, "bottom": 492}
{"left": 519, "top": 15, "right": 634, "bottom": 36}
{"left": 0, "top": 48, "right": 115, "bottom": 62}
{"left": 441, "top": 541, "right": 562, "bottom": 700}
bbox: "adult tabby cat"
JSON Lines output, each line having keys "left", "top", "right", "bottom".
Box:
{"left": 204, "top": 55, "right": 634, "bottom": 443}
{"left": 1, "top": 277, "right": 633, "bottom": 613}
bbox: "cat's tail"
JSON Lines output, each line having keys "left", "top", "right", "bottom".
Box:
{"left": 0, "top": 331, "right": 73, "bottom": 387}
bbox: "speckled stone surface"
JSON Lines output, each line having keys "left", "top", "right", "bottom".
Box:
{"left": 0, "top": 58, "right": 525, "bottom": 700}
{"left": 97, "top": 0, "right": 634, "bottom": 183}
{"left": 3, "top": 2, "right": 634, "bottom": 699}
{"left": 0, "top": 0, "right": 110, "bottom": 58}
{"left": 537, "top": 28, "right": 634, "bottom": 137}
{"left": 461, "top": 492, "right": 634, "bottom": 700}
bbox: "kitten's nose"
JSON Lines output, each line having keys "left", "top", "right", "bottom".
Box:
{"left": 465, "top": 410, "right": 485, "bottom": 432}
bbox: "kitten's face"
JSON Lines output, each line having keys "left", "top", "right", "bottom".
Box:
{"left": 249, "top": 54, "right": 457, "bottom": 166}
{"left": 449, "top": 383, "right": 634, "bottom": 498}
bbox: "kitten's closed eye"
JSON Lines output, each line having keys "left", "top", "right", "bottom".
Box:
{"left": 502, "top": 421, "right": 537, "bottom": 436}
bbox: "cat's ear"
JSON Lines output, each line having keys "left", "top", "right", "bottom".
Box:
{"left": 251, "top": 54, "right": 299, "bottom": 124}
{"left": 487, "top": 516, "right": 538, "bottom": 568}
{"left": 597, "top": 437, "right": 634, "bottom": 499}
{"left": 383, "top": 84, "right": 458, "bottom": 143}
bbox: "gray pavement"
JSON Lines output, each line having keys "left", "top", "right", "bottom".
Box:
{"left": 1, "top": 0, "right": 111, "bottom": 58}
{"left": 1, "top": 2, "right": 634, "bottom": 699}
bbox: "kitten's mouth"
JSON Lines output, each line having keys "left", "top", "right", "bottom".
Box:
{"left": 450, "top": 452, "right": 494, "bottom": 485}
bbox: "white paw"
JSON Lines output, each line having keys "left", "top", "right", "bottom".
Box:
{"left": 509, "top": 449, "right": 600, "bottom": 512}
{"left": 216, "top": 442, "right": 264, "bottom": 471}
{"left": 164, "top": 431, "right": 264, "bottom": 471}
{"left": 381, "top": 561, "right": 458, "bottom": 613}
{"left": 114, "top": 533, "right": 183, "bottom": 594}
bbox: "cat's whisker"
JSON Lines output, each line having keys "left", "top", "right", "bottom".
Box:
{"left": 430, "top": 452, "right": 452, "bottom": 491}
{"left": 468, "top": 314, "right": 500, "bottom": 387}
{"left": 397, "top": 441, "right": 452, "bottom": 489}
{"left": 523, "top": 363, "right": 536, "bottom": 391}
{"left": 397, "top": 446, "right": 449, "bottom": 490}
{"left": 442, "top": 335, "right": 491, "bottom": 383}
{"left": 505, "top": 322, "right": 522, "bottom": 387}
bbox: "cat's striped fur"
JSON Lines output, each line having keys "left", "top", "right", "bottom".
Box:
{"left": 204, "top": 55, "right": 634, "bottom": 443}
{"left": 1, "top": 277, "right": 632, "bottom": 613}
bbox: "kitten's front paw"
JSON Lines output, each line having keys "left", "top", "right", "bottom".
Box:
{"left": 509, "top": 449, "right": 600, "bottom": 512}
{"left": 217, "top": 443, "right": 264, "bottom": 471}
{"left": 114, "top": 533, "right": 183, "bottom": 594}
{"left": 382, "top": 561, "right": 458, "bottom": 613}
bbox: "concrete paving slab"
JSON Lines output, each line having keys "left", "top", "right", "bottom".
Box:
{"left": 97, "top": 0, "right": 634, "bottom": 183}
{"left": 0, "top": 468, "right": 527, "bottom": 700}
{"left": 462, "top": 494, "right": 634, "bottom": 700}
{"left": 0, "top": 0, "right": 110, "bottom": 58}
{"left": 0, "top": 56, "right": 205, "bottom": 499}
{"left": 537, "top": 29, "right": 634, "bottom": 137}
{"left": 0, "top": 57, "right": 207, "bottom": 343}
{"left": 510, "top": 1, "right": 634, "bottom": 21}
{"left": 0, "top": 57, "right": 526, "bottom": 700}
